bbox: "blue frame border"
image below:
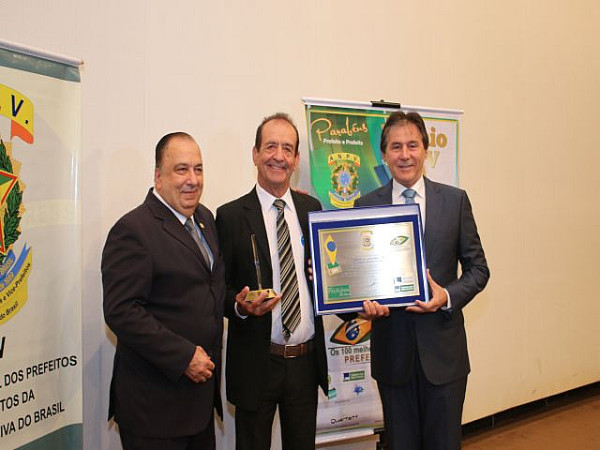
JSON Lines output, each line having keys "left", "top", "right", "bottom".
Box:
{"left": 309, "top": 204, "right": 429, "bottom": 315}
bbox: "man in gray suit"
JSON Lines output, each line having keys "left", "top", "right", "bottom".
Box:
{"left": 356, "top": 111, "right": 490, "bottom": 450}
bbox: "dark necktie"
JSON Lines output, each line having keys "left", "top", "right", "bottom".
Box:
{"left": 184, "top": 218, "right": 211, "bottom": 269}
{"left": 402, "top": 188, "right": 417, "bottom": 204}
{"left": 273, "top": 199, "right": 300, "bottom": 338}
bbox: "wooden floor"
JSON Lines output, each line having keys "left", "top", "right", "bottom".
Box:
{"left": 321, "top": 385, "right": 599, "bottom": 449}
{"left": 462, "top": 390, "right": 600, "bottom": 449}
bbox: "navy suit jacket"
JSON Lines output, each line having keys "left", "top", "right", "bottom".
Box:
{"left": 355, "top": 178, "right": 489, "bottom": 386}
{"left": 102, "top": 190, "right": 224, "bottom": 437}
{"left": 216, "top": 188, "right": 328, "bottom": 410}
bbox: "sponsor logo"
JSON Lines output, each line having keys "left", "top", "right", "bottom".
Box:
{"left": 343, "top": 371, "right": 365, "bottom": 382}
{"left": 328, "top": 387, "right": 337, "bottom": 400}
{"left": 390, "top": 235, "right": 409, "bottom": 247}
{"left": 360, "top": 230, "right": 373, "bottom": 250}
{"left": 327, "top": 284, "right": 350, "bottom": 300}
{"left": 330, "top": 319, "right": 371, "bottom": 345}
{"left": 330, "top": 414, "right": 359, "bottom": 425}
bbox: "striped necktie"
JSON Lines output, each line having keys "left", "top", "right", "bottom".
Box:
{"left": 273, "top": 199, "right": 300, "bottom": 339}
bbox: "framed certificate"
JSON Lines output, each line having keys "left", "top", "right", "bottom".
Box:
{"left": 309, "top": 204, "right": 429, "bottom": 315}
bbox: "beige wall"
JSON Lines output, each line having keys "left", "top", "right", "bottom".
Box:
{"left": 3, "top": 1, "right": 599, "bottom": 448}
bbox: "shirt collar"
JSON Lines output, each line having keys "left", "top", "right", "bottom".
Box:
{"left": 392, "top": 176, "right": 425, "bottom": 200}
{"left": 152, "top": 188, "right": 189, "bottom": 225}
{"left": 255, "top": 183, "right": 296, "bottom": 215}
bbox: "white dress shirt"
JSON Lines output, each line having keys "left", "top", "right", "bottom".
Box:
{"left": 391, "top": 176, "right": 426, "bottom": 229}
{"left": 391, "top": 177, "right": 451, "bottom": 309}
{"left": 255, "top": 184, "right": 315, "bottom": 345}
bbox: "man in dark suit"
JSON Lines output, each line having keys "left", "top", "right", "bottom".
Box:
{"left": 216, "top": 113, "right": 328, "bottom": 449}
{"left": 102, "top": 132, "right": 225, "bottom": 449}
{"left": 356, "top": 111, "right": 490, "bottom": 450}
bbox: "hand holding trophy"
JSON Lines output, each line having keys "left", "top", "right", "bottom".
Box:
{"left": 234, "top": 234, "right": 281, "bottom": 317}
{"left": 245, "top": 234, "right": 277, "bottom": 301}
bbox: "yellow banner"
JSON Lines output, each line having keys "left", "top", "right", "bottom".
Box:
{"left": 0, "top": 84, "right": 34, "bottom": 143}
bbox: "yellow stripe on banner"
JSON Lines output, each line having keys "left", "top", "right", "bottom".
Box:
{"left": 0, "top": 84, "right": 34, "bottom": 142}
{"left": 329, "top": 192, "right": 355, "bottom": 209}
{"left": 328, "top": 152, "right": 361, "bottom": 166}
{"left": 0, "top": 250, "right": 33, "bottom": 325}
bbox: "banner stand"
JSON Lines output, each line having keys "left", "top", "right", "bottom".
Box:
{"left": 304, "top": 97, "right": 462, "bottom": 444}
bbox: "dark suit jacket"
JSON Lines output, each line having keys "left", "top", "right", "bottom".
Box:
{"left": 102, "top": 190, "right": 225, "bottom": 438}
{"left": 355, "top": 178, "right": 489, "bottom": 386}
{"left": 216, "top": 188, "right": 328, "bottom": 410}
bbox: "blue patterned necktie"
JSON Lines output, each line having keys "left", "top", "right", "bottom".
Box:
{"left": 402, "top": 188, "right": 417, "bottom": 204}
{"left": 184, "top": 218, "right": 211, "bottom": 269}
{"left": 273, "top": 199, "right": 300, "bottom": 339}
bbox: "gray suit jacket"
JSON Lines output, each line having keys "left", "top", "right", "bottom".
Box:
{"left": 355, "top": 178, "right": 489, "bottom": 385}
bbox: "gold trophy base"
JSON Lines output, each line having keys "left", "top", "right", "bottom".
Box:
{"left": 246, "top": 289, "right": 277, "bottom": 302}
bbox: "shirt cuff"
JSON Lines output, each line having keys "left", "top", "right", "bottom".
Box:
{"left": 234, "top": 302, "right": 249, "bottom": 319}
{"left": 441, "top": 288, "right": 452, "bottom": 311}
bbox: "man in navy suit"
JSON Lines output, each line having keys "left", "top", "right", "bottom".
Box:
{"left": 102, "top": 132, "right": 225, "bottom": 449}
{"left": 356, "top": 111, "right": 490, "bottom": 450}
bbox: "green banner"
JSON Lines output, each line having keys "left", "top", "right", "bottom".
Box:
{"left": 305, "top": 102, "right": 461, "bottom": 211}
{"left": 307, "top": 106, "right": 389, "bottom": 209}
